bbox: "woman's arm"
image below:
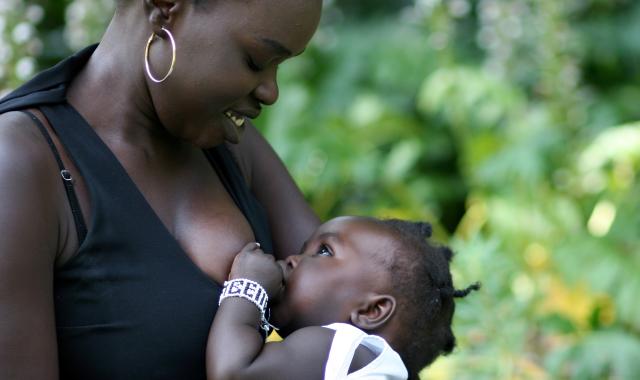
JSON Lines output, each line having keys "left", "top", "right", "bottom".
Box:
{"left": 230, "top": 123, "right": 320, "bottom": 259}
{"left": 0, "top": 113, "right": 61, "bottom": 379}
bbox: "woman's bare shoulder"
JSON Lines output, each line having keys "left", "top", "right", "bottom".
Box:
{"left": 0, "top": 111, "right": 62, "bottom": 379}
{"left": 0, "top": 111, "right": 58, "bottom": 166}
{"left": 0, "top": 110, "right": 62, "bottom": 239}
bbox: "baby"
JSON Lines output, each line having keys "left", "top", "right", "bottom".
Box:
{"left": 207, "top": 216, "right": 479, "bottom": 380}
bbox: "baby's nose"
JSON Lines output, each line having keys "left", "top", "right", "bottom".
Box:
{"left": 284, "top": 254, "right": 301, "bottom": 270}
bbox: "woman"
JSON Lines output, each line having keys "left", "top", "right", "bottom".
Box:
{"left": 0, "top": 0, "right": 322, "bottom": 378}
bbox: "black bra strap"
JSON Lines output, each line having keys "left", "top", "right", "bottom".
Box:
{"left": 20, "top": 110, "right": 88, "bottom": 243}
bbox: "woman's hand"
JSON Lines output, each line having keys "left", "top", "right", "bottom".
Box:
{"left": 229, "top": 243, "right": 283, "bottom": 298}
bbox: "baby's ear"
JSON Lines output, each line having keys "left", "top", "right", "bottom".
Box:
{"left": 350, "top": 294, "right": 396, "bottom": 331}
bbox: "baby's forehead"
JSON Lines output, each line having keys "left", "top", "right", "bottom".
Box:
{"left": 321, "top": 216, "right": 391, "bottom": 236}
{"left": 322, "top": 216, "right": 400, "bottom": 256}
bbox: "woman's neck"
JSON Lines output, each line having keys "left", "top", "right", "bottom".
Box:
{"left": 66, "top": 10, "right": 182, "bottom": 154}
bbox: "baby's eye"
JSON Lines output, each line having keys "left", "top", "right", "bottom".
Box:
{"left": 316, "top": 244, "right": 333, "bottom": 257}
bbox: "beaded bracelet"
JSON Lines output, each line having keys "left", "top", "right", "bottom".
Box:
{"left": 218, "top": 278, "right": 274, "bottom": 334}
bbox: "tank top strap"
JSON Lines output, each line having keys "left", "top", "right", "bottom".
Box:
{"left": 37, "top": 103, "right": 135, "bottom": 212}
{"left": 19, "top": 109, "right": 87, "bottom": 243}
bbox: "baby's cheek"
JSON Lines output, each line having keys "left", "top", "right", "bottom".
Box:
{"left": 285, "top": 285, "right": 323, "bottom": 316}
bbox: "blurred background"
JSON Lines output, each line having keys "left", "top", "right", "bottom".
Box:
{"left": 1, "top": 0, "right": 639, "bottom": 378}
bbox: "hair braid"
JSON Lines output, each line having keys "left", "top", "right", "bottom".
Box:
{"left": 453, "top": 282, "right": 481, "bottom": 298}
{"left": 375, "top": 218, "right": 479, "bottom": 377}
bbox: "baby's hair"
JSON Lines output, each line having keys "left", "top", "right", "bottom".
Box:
{"left": 116, "top": 0, "right": 208, "bottom": 8}
{"left": 375, "top": 219, "right": 480, "bottom": 380}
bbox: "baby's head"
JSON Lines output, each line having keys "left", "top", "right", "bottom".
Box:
{"left": 271, "top": 216, "right": 479, "bottom": 378}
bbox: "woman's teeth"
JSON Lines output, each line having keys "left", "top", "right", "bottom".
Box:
{"left": 225, "top": 111, "right": 245, "bottom": 127}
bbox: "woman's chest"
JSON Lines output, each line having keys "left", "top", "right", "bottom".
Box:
{"left": 127, "top": 154, "right": 255, "bottom": 284}
{"left": 171, "top": 191, "right": 255, "bottom": 284}
{"left": 58, "top": 145, "right": 256, "bottom": 285}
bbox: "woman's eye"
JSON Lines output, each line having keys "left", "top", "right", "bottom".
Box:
{"left": 247, "top": 56, "right": 262, "bottom": 72}
{"left": 316, "top": 244, "right": 332, "bottom": 257}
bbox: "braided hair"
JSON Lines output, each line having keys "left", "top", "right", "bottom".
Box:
{"left": 376, "top": 219, "right": 480, "bottom": 380}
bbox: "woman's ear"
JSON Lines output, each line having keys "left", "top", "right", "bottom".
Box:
{"left": 144, "top": 0, "right": 183, "bottom": 33}
{"left": 350, "top": 294, "right": 396, "bottom": 331}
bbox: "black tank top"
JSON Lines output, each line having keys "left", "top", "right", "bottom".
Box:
{"left": 0, "top": 45, "right": 273, "bottom": 379}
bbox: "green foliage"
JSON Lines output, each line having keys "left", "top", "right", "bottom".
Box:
{"left": 1, "top": 0, "right": 639, "bottom": 378}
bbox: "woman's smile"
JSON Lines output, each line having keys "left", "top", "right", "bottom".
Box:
{"left": 224, "top": 110, "right": 246, "bottom": 128}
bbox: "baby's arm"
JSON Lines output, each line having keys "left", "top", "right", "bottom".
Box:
{"left": 206, "top": 243, "right": 333, "bottom": 380}
{"left": 208, "top": 319, "right": 334, "bottom": 379}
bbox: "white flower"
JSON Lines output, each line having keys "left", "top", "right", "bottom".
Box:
{"left": 15, "top": 56, "right": 35, "bottom": 80}
{"left": 12, "top": 22, "right": 34, "bottom": 44}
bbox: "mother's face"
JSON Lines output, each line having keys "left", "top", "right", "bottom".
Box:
{"left": 146, "top": 0, "right": 322, "bottom": 147}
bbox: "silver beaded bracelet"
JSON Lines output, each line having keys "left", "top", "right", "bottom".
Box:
{"left": 218, "top": 278, "right": 275, "bottom": 334}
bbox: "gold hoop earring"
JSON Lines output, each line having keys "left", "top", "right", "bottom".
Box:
{"left": 144, "top": 27, "right": 176, "bottom": 83}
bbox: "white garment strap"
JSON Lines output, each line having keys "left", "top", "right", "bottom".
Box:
{"left": 323, "top": 323, "right": 408, "bottom": 380}
{"left": 323, "top": 323, "right": 368, "bottom": 379}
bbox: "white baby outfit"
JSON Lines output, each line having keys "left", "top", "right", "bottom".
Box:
{"left": 322, "top": 323, "right": 408, "bottom": 380}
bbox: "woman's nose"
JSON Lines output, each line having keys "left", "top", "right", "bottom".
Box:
{"left": 254, "top": 70, "right": 279, "bottom": 106}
